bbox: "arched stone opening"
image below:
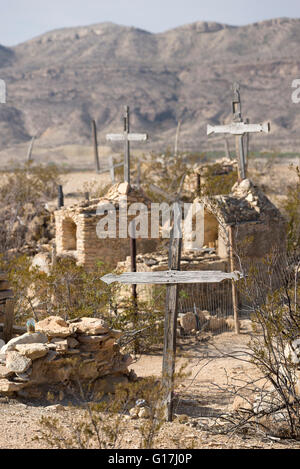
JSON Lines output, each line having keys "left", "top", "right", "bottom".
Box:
{"left": 62, "top": 217, "right": 77, "bottom": 251}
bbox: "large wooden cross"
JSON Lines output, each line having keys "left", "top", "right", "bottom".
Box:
{"left": 101, "top": 234, "right": 242, "bottom": 422}
{"left": 106, "top": 106, "right": 148, "bottom": 185}
{"left": 207, "top": 83, "right": 270, "bottom": 181}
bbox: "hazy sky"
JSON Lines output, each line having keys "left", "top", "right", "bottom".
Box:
{"left": 1, "top": 0, "right": 300, "bottom": 46}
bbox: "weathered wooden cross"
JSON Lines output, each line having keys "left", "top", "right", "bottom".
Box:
{"left": 101, "top": 225, "right": 243, "bottom": 422}
{"left": 97, "top": 156, "right": 124, "bottom": 183}
{"left": 207, "top": 82, "right": 270, "bottom": 181}
{"left": 106, "top": 106, "right": 148, "bottom": 185}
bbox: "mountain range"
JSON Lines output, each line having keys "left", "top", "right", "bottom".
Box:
{"left": 1, "top": 17, "right": 300, "bottom": 167}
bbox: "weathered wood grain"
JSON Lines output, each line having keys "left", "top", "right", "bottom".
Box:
{"left": 101, "top": 270, "right": 243, "bottom": 285}
{"left": 162, "top": 228, "right": 182, "bottom": 422}
{"left": 106, "top": 133, "right": 148, "bottom": 142}
{"left": 207, "top": 122, "right": 270, "bottom": 136}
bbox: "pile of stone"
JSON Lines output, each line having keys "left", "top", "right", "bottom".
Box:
{"left": 0, "top": 316, "right": 133, "bottom": 399}
{"left": 179, "top": 311, "right": 235, "bottom": 335}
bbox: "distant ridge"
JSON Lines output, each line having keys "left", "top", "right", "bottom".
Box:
{"left": 1, "top": 17, "right": 300, "bottom": 163}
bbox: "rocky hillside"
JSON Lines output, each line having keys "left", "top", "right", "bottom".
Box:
{"left": 1, "top": 17, "right": 300, "bottom": 165}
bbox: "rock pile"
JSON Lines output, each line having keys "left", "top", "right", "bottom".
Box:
{"left": 179, "top": 311, "right": 234, "bottom": 335}
{"left": 0, "top": 316, "right": 133, "bottom": 399}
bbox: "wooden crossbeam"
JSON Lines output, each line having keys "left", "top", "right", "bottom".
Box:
{"left": 207, "top": 122, "right": 270, "bottom": 136}
{"left": 101, "top": 270, "right": 242, "bottom": 285}
{"left": 106, "top": 133, "right": 148, "bottom": 142}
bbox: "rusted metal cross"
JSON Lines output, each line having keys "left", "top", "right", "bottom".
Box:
{"left": 207, "top": 83, "right": 270, "bottom": 181}
{"left": 106, "top": 106, "right": 148, "bottom": 185}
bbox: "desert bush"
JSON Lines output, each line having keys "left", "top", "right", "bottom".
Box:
{"left": 0, "top": 253, "right": 165, "bottom": 353}
{"left": 282, "top": 166, "right": 300, "bottom": 253}
{"left": 215, "top": 253, "right": 300, "bottom": 440}
{"left": 38, "top": 377, "right": 165, "bottom": 449}
{"left": 0, "top": 162, "right": 61, "bottom": 254}
{"left": 198, "top": 162, "right": 238, "bottom": 197}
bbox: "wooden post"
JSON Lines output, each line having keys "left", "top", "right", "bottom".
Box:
{"left": 162, "top": 228, "right": 182, "bottom": 422}
{"left": 58, "top": 185, "right": 64, "bottom": 208}
{"left": 174, "top": 120, "right": 181, "bottom": 157}
{"left": 130, "top": 223, "right": 137, "bottom": 307}
{"left": 92, "top": 120, "right": 100, "bottom": 173}
{"left": 229, "top": 225, "right": 240, "bottom": 334}
{"left": 27, "top": 136, "right": 35, "bottom": 163}
{"left": 124, "top": 106, "right": 130, "bottom": 184}
{"left": 196, "top": 173, "right": 201, "bottom": 196}
{"left": 3, "top": 299, "right": 15, "bottom": 343}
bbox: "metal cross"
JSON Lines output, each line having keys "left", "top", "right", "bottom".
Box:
{"left": 106, "top": 106, "right": 148, "bottom": 185}
{"left": 207, "top": 83, "right": 270, "bottom": 181}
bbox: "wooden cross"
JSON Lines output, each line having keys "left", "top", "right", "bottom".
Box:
{"left": 101, "top": 233, "right": 242, "bottom": 422}
{"left": 98, "top": 156, "right": 124, "bottom": 183}
{"left": 207, "top": 83, "right": 270, "bottom": 181}
{"left": 106, "top": 106, "right": 148, "bottom": 185}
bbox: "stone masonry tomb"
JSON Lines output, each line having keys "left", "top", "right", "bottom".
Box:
{"left": 114, "top": 178, "right": 286, "bottom": 329}
{"left": 55, "top": 182, "right": 160, "bottom": 270}
{"left": 200, "top": 178, "right": 286, "bottom": 262}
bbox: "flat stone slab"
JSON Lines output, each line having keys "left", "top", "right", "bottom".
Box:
{"left": 1, "top": 332, "right": 48, "bottom": 354}
{"left": 36, "top": 316, "right": 72, "bottom": 338}
{"left": 71, "top": 318, "right": 110, "bottom": 335}
{"left": 0, "top": 379, "right": 26, "bottom": 394}
{"left": 76, "top": 334, "right": 110, "bottom": 344}
{"left": 6, "top": 351, "right": 32, "bottom": 373}
{"left": 15, "top": 343, "right": 49, "bottom": 360}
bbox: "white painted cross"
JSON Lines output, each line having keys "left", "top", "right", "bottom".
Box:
{"left": 106, "top": 106, "right": 148, "bottom": 184}
{"left": 207, "top": 83, "right": 270, "bottom": 180}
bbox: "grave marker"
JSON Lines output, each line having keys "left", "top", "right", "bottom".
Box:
{"left": 207, "top": 83, "right": 270, "bottom": 181}
{"left": 106, "top": 106, "right": 148, "bottom": 184}
{"left": 101, "top": 230, "right": 243, "bottom": 421}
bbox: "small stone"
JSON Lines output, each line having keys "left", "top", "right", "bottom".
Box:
{"left": 50, "top": 338, "right": 68, "bottom": 351}
{"left": 180, "top": 312, "right": 197, "bottom": 333}
{"left": 66, "top": 337, "right": 79, "bottom": 348}
{"left": 118, "top": 182, "right": 130, "bottom": 195}
{"left": 45, "top": 404, "right": 65, "bottom": 412}
{"left": 6, "top": 351, "right": 32, "bottom": 374}
{"left": 129, "top": 407, "right": 139, "bottom": 419}
{"left": 138, "top": 407, "right": 151, "bottom": 419}
{"left": 71, "top": 317, "right": 110, "bottom": 335}
{"left": 0, "top": 364, "right": 14, "bottom": 379}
